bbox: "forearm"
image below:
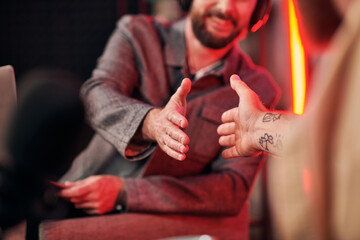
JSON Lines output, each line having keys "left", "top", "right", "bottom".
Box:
{"left": 124, "top": 109, "right": 159, "bottom": 158}
{"left": 123, "top": 171, "right": 249, "bottom": 216}
{"left": 141, "top": 108, "right": 161, "bottom": 141}
{"left": 253, "top": 112, "right": 298, "bottom": 156}
{"left": 80, "top": 15, "right": 160, "bottom": 158}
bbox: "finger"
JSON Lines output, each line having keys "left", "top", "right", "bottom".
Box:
{"left": 58, "top": 182, "right": 92, "bottom": 198}
{"left": 69, "top": 195, "right": 92, "bottom": 203}
{"left": 217, "top": 122, "right": 235, "bottom": 136}
{"left": 230, "top": 74, "right": 249, "bottom": 96}
{"left": 85, "top": 209, "right": 100, "bottom": 215}
{"left": 70, "top": 197, "right": 83, "bottom": 203}
{"left": 161, "top": 144, "right": 186, "bottom": 161}
{"left": 230, "top": 74, "right": 260, "bottom": 109}
{"left": 218, "top": 135, "right": 236, "bottom": 147}
{"left": 163, "top": 134, "right": 189, "bottom": 153}
{"left": 221, "top": 108, "right": 237, "bottom": 123}
{"left": 165, "top": 124, "right": 190, "bottom": 145}
{"left": 170, "top": 78, "right": 191, "bottom": 114}
{"left": 64, "top": 181, "right": 75, "bottom": 187}
{"left": 167, "top": 111, "right": 188, "bottom": 129}
{"left": 174, "top": 78, "right": 191, "bottom": 102}
{"left": 230, "top": 74, "right": 267, "bottom": 113}
{"left": 221, "top": 147, "right": 238, "bottom": 159}
{"left": 73, "top": 190, "right": 102, "bottom": 202}
{"left": 74, "top": 201, "right": 99, "bottom": 210}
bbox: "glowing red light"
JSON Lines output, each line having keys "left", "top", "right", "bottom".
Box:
{"left": 288, "top": 0, "right": 307, "bottom": 115}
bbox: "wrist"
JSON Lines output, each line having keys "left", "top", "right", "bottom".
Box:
{"left": 142, "top": 108, "right": 160, "bottom": 141}
{"left": 114, "top": 177, "right": 127, "bottom": 212}
{"left": 252, "top": 111, "right": 269, "bottom": 152}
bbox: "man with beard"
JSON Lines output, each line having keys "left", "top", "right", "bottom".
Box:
{"left": 56, "top": 0, "right": 280, "bottom": 238}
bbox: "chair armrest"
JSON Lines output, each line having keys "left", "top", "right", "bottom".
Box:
{"left": 39, "top": 201, "right": 249, "bottom": 240}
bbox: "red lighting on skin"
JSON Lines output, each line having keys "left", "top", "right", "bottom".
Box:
{"left": 303, "top": 168, "right": 311, "bottom": 195}
{"left": 207, "top": 17, "right": 234, "bottom": 37}
{"left": 288, "top": 0, "right": 307, "bottom": 115}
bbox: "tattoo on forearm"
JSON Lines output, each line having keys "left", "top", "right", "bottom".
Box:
{"left": 259, "top": 133, "right": 273, "bottom": 151}
{"left": 263, "top": 113, "right": 281, "bottom": 122}
{"left": 273, "top": 134, "right": 283, "bottom": 151}
{"left": 259, "top": 133, "right": 283, "bottom": 152}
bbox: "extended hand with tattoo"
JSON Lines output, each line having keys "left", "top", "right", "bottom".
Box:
{"left": 217, "top": 74, "right": 296, "bottom": 158}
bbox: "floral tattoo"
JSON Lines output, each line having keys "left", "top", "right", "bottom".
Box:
{"left": 259, "top": 133, "right": 273, "bottom": 151}
{"left": 259, "top": 133, "right": 283, "bottom": 152}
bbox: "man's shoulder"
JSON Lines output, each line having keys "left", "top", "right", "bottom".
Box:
{"left": 116, "top": 14, "right": 183, "bottom": 36}
{"left": 116, "top": 14, "right": 155, "bottom": 33}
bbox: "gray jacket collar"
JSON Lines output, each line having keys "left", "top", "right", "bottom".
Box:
{"left": 164, "top": 18, "right": 187, "bottom": 67}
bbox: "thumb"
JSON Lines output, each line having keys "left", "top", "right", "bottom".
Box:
{"left": 230, "top": 74, "right": 254, "bottom": 108}
{"left": 64, "top": 181, "right": 75, "bottom": 186}
{"left": 230, "top": 74, "right": 266, "bottom": 112}
{"left": 230, "top": 74, "right": 249, "bottom": 97}
{"left": 171, "top": 78, "right": 191, "bottom": 114}
{"left": 175, "top": 78, "right": 191, "bottom": 100}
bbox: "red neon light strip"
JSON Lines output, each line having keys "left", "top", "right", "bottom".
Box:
{"left": 288, "top": 0, "right": 307, "bottom": 115}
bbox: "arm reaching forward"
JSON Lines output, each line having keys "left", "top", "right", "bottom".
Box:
{"left": 217, "top": 74, "right": 297, "bottom": 158}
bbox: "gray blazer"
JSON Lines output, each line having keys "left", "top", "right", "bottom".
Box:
{"left": 62, "top": 15, "right": 280, "bottom": 216}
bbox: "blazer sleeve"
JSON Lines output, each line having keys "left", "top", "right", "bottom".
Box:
{"left": 122, "top": 153, "right": 263, "bottom": 216}
{"left": 80, "top": 16, "right": 154, "bottom": 160}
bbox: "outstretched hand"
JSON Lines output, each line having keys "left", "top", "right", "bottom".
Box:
{"left": 142, "top": 78, "right": 191, "bottom": 161}
{"left": 217, "top": 74, "right": 266, "bottom": 158}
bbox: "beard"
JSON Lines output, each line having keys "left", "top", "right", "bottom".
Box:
{"left": 190, "top": 8, "right": 243, "bottom": 49}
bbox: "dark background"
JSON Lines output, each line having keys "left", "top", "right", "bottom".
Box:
{"left": 0, "top": 0, "right": 149, "bottom": 83}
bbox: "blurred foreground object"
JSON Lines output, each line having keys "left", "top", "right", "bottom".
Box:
{"left": 269, "top": 0, "right": 360, "bottom": 239}
{"left": 0, "top": 68, "right": 85, "bottom": 231}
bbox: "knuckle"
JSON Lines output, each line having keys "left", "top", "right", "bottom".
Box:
{"left": 166, "top": 112, "right": 172, "bottom": 121}
{"left": 74, "top": 189, "right": 81, "bottom": 196}
{"left": 94, "top": 180, "right": 100, "bottom": 189}
{"left": 170, "top": 139, "right": 178, "bottom": 149}
{"left": 77, "top": 187, "right": 86, "bottom": 196}
{"left": 88, "top": 176, "right": 96, "bottom": 182}
{"left": 171, "top": 130, "right": 178, "bottom": 140}
{"left": 175, "top": 141, "right": 181, "bottom": 150}
{"left": 160, "top": 136, "right": 166, "bottom": 146}
{"left": 165, "top": 147, "right": 173, "bottom": 156}
{"left": 164, "top": 126, "right": 170, "bottom": 135}
{"left": 168, "top": 151, "right": 176, "bottom": 159}
{"left": 176, "top": 132, "right": 183, "bottom": 142}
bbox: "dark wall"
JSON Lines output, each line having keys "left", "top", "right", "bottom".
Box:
{"left": 0, "top": 0, "right": 119, "bottom": 82}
